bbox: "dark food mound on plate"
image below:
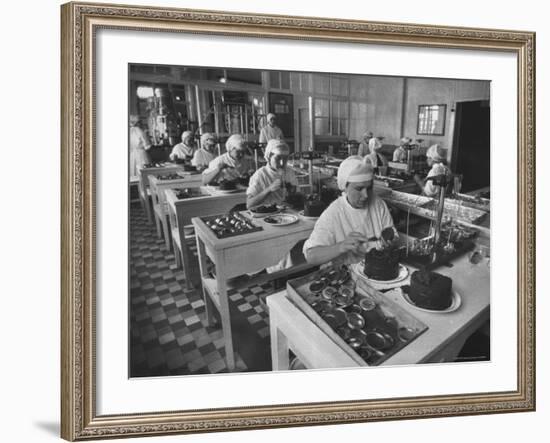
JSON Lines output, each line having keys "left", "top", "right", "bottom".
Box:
{"left": 408, "top": 270, "right": 453, "bottom": 310}
{"left": 237, "top": 174, "right": 250, "bottom": 186}
{"left": 285, "top": 192, "right": 305, "bottom": 209}
{"left": 303, "top": 194, "right": 327, "bottom": 217}
{"left": 182, "top": 163, "right": 197, "bottom": 171}
{"left": 363, "top": 246, "right": 401, "bottom": 281}
{"left": 218, "top": 179, "right": 237, "bottom": 190}
{"left": 252, "top": 204, "right": 278, "bottom": 214}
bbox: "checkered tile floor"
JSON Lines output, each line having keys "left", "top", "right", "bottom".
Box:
{"left": 130, "top": 203, "right": 276, "bottom": 377}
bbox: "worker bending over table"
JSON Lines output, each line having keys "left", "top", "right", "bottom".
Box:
{"left": 303, "top": 156, "right": 398, "bottom": 266}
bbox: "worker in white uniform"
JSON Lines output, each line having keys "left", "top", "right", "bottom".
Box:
{"left": 364, "top": 137, "right": 388, "bottom": 171}
{"left": 259, "top": 113, "right": 284, "bottom": 144}
{"left": 169, "top": 131, "right": 195, "bottom": 161}
{"left": 357, "top": 131, "right": 374, "bottom": 157}
{"left": 129, "top": 114, "right": 151, "bottom": 179}
{"left": 414, "top": 144, "right": 451, "bottom": 198}
{"left": 191, "top": 133, "right": 216, "bottom": 171}
{"left": 202, "top": 134, "right": 253, "bottom": 185}
{"left": 303, "top": 156, "right": 398, "bottom": 266}
{"left": 393, "top": 137, "right": 411, "bottom": 163}
{"left": 246, "top": 139, "right": 299, "bottom": 209}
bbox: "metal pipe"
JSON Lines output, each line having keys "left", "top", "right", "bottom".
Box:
{"left": 194, "top": 85, "right": 203, "bottom": 134}
{"left": 308, "top": 96, "right": 315, "bottom": 190}
{"left": 433, "top": 179, "right": 447, "bottom": 246}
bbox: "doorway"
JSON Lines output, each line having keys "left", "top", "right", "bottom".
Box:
{"left": 451, "top": 100, "right": 490, "bottom": 193}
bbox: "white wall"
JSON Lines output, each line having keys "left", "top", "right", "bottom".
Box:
{"left": 0, "top": 1, "right": 546, "bottom": 443}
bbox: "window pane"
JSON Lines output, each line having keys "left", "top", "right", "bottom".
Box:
{"left": 315, "top": 117, "right": 330, "bottom": 135}
{"left": 281, "top": 72, "right": 291, "bottom": 90}
{"left": 269, "top": 71, "right": 280, "bottom": 89}
{"left": 314, "top": 75, "right": 330, "bottom": 94}
{"left": 315, "top": 99, "right": 329, "bottom": 117}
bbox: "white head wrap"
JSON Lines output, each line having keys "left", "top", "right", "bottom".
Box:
{"left": 400, "top": 137, "right": 412, "bottom": 145}
{"left": 368, "top": 137, "right": 382, "bottom": 152}
{"left": 426, "top": 144, "right": 445, "bottom": 162}
{"left": 337, "top": 156, "right": 374, "bottom": 191}
{"left": 180, "top": 130, "right": 193, "bottom": 142}
{"left": 264, "top": 139, "right": 289, "bottom": 161}
{"left": 363, "top": 131, "right": 374, "bottom": 139}
{"left": 200, "top": 132, "right": 215, "bottom": 146}
{"left": 266, "top": 113, "right": 276, "bottom": 121}
{"left": 225, "top": 134, "right": 246, "bottom": 152}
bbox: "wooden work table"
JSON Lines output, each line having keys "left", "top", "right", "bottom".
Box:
{"left": 148, "top": 173, "right": 204, "bottom": 248}
{"left": 267, "top": 252, "right": 490, "bottom": 370}
{"left": 137, "top": 163, "right": 185, "bottom": 222}
{"left": 165, "top": 187, "right": 247, "bottom": 289}
{"left": 192, "top": 209, "right": 318, "bottom": 370}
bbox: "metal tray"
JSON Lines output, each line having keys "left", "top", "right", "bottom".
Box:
{"left": 286, "top": 267, "right": 428, "bottom": 366}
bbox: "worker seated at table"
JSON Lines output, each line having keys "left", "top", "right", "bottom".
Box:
{"left": 414, "top": 144, "right": 451, "bottom": 198}
{"left": 357, "top": 131, "right": 374, "bottom": 157}
{"left": 364, "top": 137, "right": 388, "bottom": 172}
{"left": 201, "top": 134, "right": 253, "bottom": 185}
{"left": 191, "top": 132, "right": 216, "bottom": 171}
{"left": 169, "top": 130, "right": 196, "bottom": 162}
{"left": 393, "top": 137, "right": 411, "bottom": 163}
{"left": 246, "top": 139, "right": 299, "bottom": 209}
{"left": 303, "top": 156, "right": 398, "bottom": 266}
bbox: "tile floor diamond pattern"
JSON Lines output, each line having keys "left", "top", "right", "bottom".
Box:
{"left": 130, "top": 203, "right": 275, "bottom": 377}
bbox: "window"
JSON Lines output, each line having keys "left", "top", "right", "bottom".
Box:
{"left": 417, "top": 104, "right": 447, "bottom": 135}
{"left": 269, "top": 71, "right": 291, "bottom": 90}
{"left": 331, "top": 100, "right": 349, "bottom": 136}
{"left": 314, "top": 99, "right": 330, "bottom": 136}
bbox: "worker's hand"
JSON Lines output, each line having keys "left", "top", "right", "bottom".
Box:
{"left": 218, "top": 162, "right": 229, "bottom": 171}
{"left": 268, "top": 178, "right": 283, "bottom": 192}
{"left": 338, "top": 232, "right": 368, "bottom": 255}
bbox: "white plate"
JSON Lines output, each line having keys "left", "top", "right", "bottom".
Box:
{"left": 206, "top": 185, "right": 242, "bottom": 194}
{"left": 263, "top": 213, "right": 299, "bottom": 226}
{"left": 298, "top": 210, "right": 320, "bottom": 221}
{"left": 400, "top": 288, "right": 462, "bottom": 314}
{"left": 352, "top": 262, "right": 409, "bottom": 289}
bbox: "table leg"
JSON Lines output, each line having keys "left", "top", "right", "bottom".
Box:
{"left": 162, "top": 214, "right": 172, "bottom": 251}
{"left": 216, "top": 260, "right": 235, "bottom": 371}
{"left": 196, "top": 236, "right": 216, "bottom": 326}
{"left": 144, "top": 194, "right": 153, "bottom": 223}
{"left": 269, "top": 311, "right": 290, "bottom": 371}
{"left": 179, "top": 233, "right": 193, "bottom": 290}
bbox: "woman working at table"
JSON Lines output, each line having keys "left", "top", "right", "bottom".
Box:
{"left": 246, "top": 139, "right": 299, "bottom": 209}
{"left": 169, "top": 131, "right": 195, "bottom": 161}
{"left": 303, "top": 156, "right": 397, "bottom": 266}
{"left": 191, "top": 132, "right": 216, "bottom": 171}
{"left": 414, "top": 144, "right": 451, "bottom": 198}
{"left": 364, "top": 137, "right": 388, "bottom": 172}
{"left": 201, "top": 134, "right": 252, "bottom": 185}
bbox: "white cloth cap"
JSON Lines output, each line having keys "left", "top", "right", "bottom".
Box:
{"left": 400, "top": 137, "right": 412, "bottom": 145}
{"left": 264, "top": 139, "right": 289, "bottom": 161}
{"left": 225, "top": 134, "right": 245, "bottom": 152}
{"left": 426, "top": 144, "right": 445, "bottom": 161}
{"left": 200, "top": 132, "right": 215, "bottom": 145}
{"left": 337, "top": 156, "right": 374, "bottom": 190}
{"left": 368, "top": 137, "right": 382, "bottom": 152}
{"left": 180, "top": 130, "right": 193, "bottom": 141}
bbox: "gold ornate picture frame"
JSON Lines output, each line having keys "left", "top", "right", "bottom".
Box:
{"left": 61, "top": 1, "right": 536, "bottom": 440}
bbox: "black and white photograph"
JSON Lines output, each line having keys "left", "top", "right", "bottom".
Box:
{"left": 128, "top": 64, "right": 491, "bottom": 377}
